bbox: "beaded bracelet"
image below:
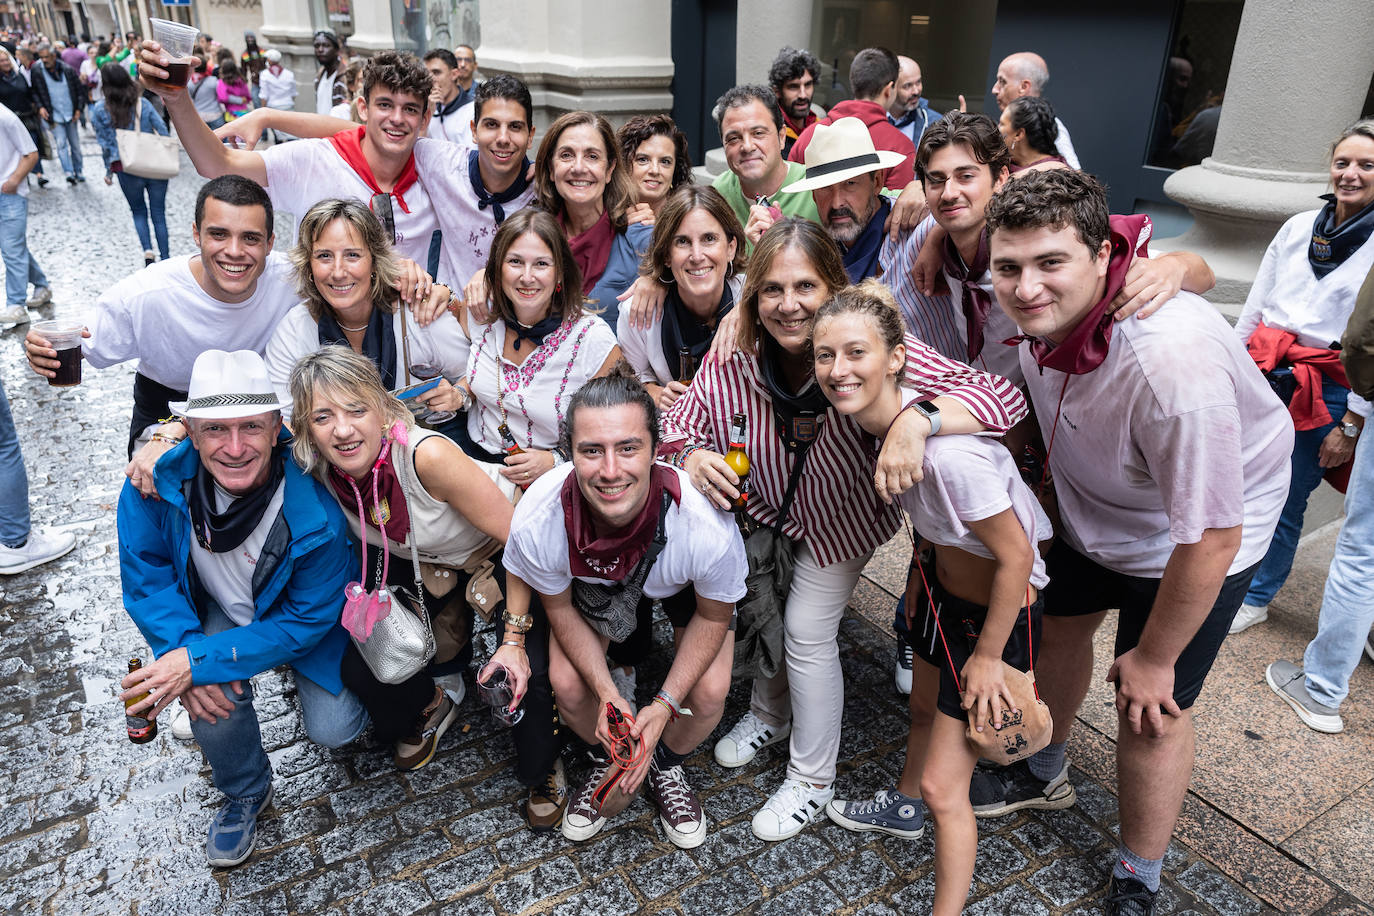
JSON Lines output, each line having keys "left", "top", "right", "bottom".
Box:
{"left": 150, "top": 433, "right": 184, "bottom": 447}
{"left": 673, "top": 444, "right": 702, "bottom": 469}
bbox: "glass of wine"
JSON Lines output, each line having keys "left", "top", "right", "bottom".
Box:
{"left": 408, "top": 364, "right": 456, "bottom": 425}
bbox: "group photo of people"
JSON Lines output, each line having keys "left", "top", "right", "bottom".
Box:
{"left": 2, "top": 14, "right": 1372, "bottom": 916}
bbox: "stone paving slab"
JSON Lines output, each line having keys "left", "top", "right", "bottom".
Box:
{"left": 1, "top": 138, "right": 1367, "bottom": 915}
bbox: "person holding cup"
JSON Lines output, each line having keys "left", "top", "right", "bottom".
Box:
{"left": 288, "top": 347, "right": 567, "bottom": 828}
{"left": 144, "top": 18, "right": 200, "bottom": 92}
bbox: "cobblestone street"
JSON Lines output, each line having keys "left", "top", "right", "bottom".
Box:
{"left": 0, "top": 139, "right": 1368, "bottom": 915}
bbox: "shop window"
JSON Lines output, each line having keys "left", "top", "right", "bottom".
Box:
{"left": 1146, "top": 0, "right": 1242, "bottom": 169}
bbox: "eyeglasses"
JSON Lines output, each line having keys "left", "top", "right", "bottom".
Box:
{"left": 369, "top": 192, "right": 396, "bottom": 243}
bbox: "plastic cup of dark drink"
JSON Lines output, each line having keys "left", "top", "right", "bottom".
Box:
{"left": 148, "top": 19, "right": 198, "bottom": 91}
{"left": 33, "top": 320, "right": 84, "bottom": 388}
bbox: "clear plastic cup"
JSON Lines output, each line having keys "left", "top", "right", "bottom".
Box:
{"left": 148, "top": 18, "right": 199, "bottom": 91}
{"left": 33, "top": 319, "right": 84, "bottom": 388}
{"left": 476, "top": 663, "right": 525, "bottom": 727}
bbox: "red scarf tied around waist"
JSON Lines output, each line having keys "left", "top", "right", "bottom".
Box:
{"left": 561, "top": 464, "right": 681, "bottom": 582}
{"left": 328, "top": 125, "right": 420, "bottom": 214}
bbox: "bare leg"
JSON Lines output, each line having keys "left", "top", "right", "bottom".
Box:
{"left": 662, "top": 629, "right": 735, "bottom": 754}
{"left": 896, "top": 658, "right": 940, "bottom": 797}
{"left": 1116, "top": 707, "right": 1195, "bottom": 859}
{"left": 1037, "top": 612, "right": 1108, "bottom": 743}
{"left": 921, "top": 713, "right": 981, "bottom": 916}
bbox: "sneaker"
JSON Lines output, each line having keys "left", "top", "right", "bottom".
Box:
{"left": 895, "top": 641, "right": 913, "bottom": 695}
{"left": 647, "top": 759, "right": 706, "bottom": 848}
{"left": 714, "top": 712, "right": 791, "bottom": 768}
{"left": 825, "top": 787, "right": 925, "bottom": 839}
{"left": 752, "top": 777, "right": 833, "bottom": 841}
{"left": 1266, "top": 660, "right": 1343, "bottom": 733}
{"left": 1104, "top": 874, "right": 1157, "bottom": 916}
{"left": 66, "top": 175, "right": 77, "bottom": 185}
{"left": 74, "top": 175, "right": 86, "bottom": 183}
{"left": 171, "top": 705, "right": 195, "bottom": 741}
{"left": 205, "top": 786, "right": 273, "bottom": 868}
{"left": 562, "top": 758, "right": 616, "bottom": 842}
{"left": 970, "top": 759, "right": 1075, "bottom": 817}
{"left": 0, "top": 529, "right": 76, "bottom": 575}
{"left": 393, "top": 686, "right": 458, "bottom": 770}
{"left": 609, "top": 663, "right": 637, "bottom": 704}
{"left": 24, "top": 286, "right": 52, "bottom": 308}
{"left": 434, "top": 671, "right": 466, "bottom": 707}
{"left": 525, "top": 758, "right": 567, "bottom": 832}
{"left": 143, "top": 250, "right": 157, "bottom": 266}
{"left": 1229, "top": 602, "right": 1268, "bottom": 634}
{"left": 36, "top": 176, "right": 48, "bottom": 187}
{"left": 0, "top": 304, "right": 30, "bottom": 328}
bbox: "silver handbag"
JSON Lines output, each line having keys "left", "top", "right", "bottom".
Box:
{"left": 347, "top": 455, "right": 436, "bottom": 684}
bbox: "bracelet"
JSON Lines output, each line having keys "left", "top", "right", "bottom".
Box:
{"left": 150, "top": 433, "right": 184, "bottom": 447}
{"left": 157, "top": 415, "right": 184, "bottom": 426}
{"left": 673, "top": 444, "right": 701, "bottom": 469}
{"left": 652, "top": 695, "right": 678, "bottom": 721}
{"left": 653, "top": 689, "right": 692, "bottom": 720}
{"left": 500, "top": 639, "right": 526, "bottom": 650}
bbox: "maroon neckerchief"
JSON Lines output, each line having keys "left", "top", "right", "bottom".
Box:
{"left": 329, "top": 436, "right": 413, "bottom": 541}
{"left": 565, "top": 210, "right": 615, "bottom": 294}
{"left": 1005, "top": 213, "right": 1153, "bottom": 375}
{"left": 941, "top": 228, "right": 992, "bottom": 363}
{"left": 561, "top": 464, "right": 681, "bottom": 582}
{"left": 328, "top": 125, "right": 420, "bottom": 214}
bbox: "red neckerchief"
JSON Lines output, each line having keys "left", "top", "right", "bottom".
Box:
{"left": 565, "top": 210, "right": 614, "bottom": 294}
{"left": 941, "top": 227, "right": 992, "bottom": 362}
{"left": 1005, "top": 213, "right": 1152, "bottom": 375}
{"left": 329, "top": 436, "right": 413, "bottom": 541}
{"left": 782, "top": 110, "right": 816, "bottom": 142}
{"left": 328, "top": 125, "right": 419, "bottom": 214}
{"left": 561, "top": 464, "right": 681, "bottom": 582}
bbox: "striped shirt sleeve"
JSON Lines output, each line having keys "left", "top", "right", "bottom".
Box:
{"left": 900, "top": 334, "right": 1027, "bottom": 433}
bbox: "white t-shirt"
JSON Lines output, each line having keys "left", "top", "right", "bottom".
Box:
{"left": 259, "top": 138, "right": 441, "bottom": 268}
{"left": 83, "top": 253, "right": 299, "bottom": 390}
{"left": 464, "top": 315, "right": 617, "bottom": 453}
{"left": 616, "top": 276, "right": 745, "bottom": 387}
{"left": 427, "top": 100, "right": 473, "bottom": 146}
{"left": 0, "top": 102, "right": 37, "bottom": 199}
{"left": 939, "top": 269, "right": 1024, "bottom": 387}
{"left": 190, "top": 480, "right": 286, "bottom": 627}
{"left": 315, "top": 69, "right": 339, "bottom": 115}
{"left": 505, "top": 464, "right": 748, "bottom": 604}
{"left": 1018, "top": 291, "right": 1294, "bottom": 577}
{"left": 896, "top": 396, "right": 1050, "bottom": 589}
{"left": 412, "top": 137, "right": 537, "bottom": 289}
{"left": 265, "top": 302, "right": 470, "bottom": 423}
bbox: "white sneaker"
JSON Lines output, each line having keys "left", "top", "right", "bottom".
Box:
{"left": 895, "top": 641, "right": 913, "bottom": 695}
{"left": 1229, "top": 602, "right": 1268, "bottom": 635}
{"left": 171, "top": 706, "right": 195, "bottom": 740}
{"left": 608, "top": 664, "right": 636, "bottom": 704}
{"left": 0, "top": 304, "right": 30, "bottom": 327}
{"left": 434, "top": 672, "right": 466, "bottom": 707}
{"left": 24, "top": 286, "right": 52, "bottom": 308}
{"left": 0, "top": 529, "right": 76, "bottom": 575}
{"left": 713, "top": 712, "right": 791, "bottom": 768}
{"left": 751, "top": 777, "right": 833, "bottom": 841}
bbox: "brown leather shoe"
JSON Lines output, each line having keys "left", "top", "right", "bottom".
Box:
{"left": 524, "top": 758, "right": 567, "bottom": 832}
{"left": 394, "top": 686, "right": 458, "bottom": 770}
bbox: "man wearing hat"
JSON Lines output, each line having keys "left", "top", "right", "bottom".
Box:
{"left": 313, "top": 29, "right": 347, "bottom": 115}
{"left": 117, "top": 349, "right": 364, "bottom": 869}
{"left": 783, "top": 116, "right": 908, "bottom": 283}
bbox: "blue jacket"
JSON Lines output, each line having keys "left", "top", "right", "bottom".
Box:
{"left": 587, "top": 221, "right": 653, "bottom": 328}
{"left": 116, "top": 436, "right": 354, "bottom": 693}
{"left": 91, "top": 99, "right": 170, "bottom": 173}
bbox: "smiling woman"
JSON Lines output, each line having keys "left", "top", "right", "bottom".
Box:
{"left": 616, "top": 114, "right": 692, "bottom": 217}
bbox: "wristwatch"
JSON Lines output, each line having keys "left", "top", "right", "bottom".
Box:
{"left": 502, "top": 609, "right": 533, "bottom": 634}
{"left": 1341, "top": 421, "right": 1361, "bottom": 439}
{"left": 910, "top": 400, "right": 942, "bottom": 437}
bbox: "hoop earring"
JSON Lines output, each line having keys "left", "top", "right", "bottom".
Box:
{"left": 658, "top": 270, "right": 676, "bottom": 285}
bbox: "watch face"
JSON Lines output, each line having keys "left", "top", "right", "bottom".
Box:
{"left": 1344, "top": 424, "right": 1360, "bottom": 438}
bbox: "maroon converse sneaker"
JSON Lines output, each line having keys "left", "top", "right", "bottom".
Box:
{"left": 646, "top": 759, "right": 706, "bottom": 848}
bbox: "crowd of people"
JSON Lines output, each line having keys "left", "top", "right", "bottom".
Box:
{"left": 1, "top": 26, "right": 1372, "bottom": 916}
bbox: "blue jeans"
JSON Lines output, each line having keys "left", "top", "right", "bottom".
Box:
{"left": 1303, "top": 432, "right": 1374, "bottom": 709}
{"left": 0, "top": 379, "right": 31, "bottom": 547}
{"left": 0, "top": 192, "right": 49, "bottom": 307}
{"left": 50, "top": 118, "right": 83, "bottom": 178}
{"left": 1244, "top": 375, "right": 1351, "bottom": 606}
{"left": 189, "top": 604, "right": 369, "bottom": 802}
{"left": 115, "top": 172, "right": 170, "bottom": 259}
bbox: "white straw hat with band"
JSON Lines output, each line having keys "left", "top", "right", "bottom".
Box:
{"left": 783, "top": 116, "right": 910, "bottom": 194}
{"left": 169, "top": 349, "right": 290, "bottom": 419}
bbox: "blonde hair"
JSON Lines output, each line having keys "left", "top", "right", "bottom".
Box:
{"left": 812, "top": 278, "right": 907, "bottom": 386}
{"left": 290, "top": 198, "right": 403, "bottom": 323}
{"left": 289, "top": 347, "right": 414, "bottom": 480}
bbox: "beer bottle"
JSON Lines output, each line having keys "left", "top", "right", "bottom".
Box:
{"left": 677, "top": 347, "right": 694, "bottom": 384}
{"left": 723, "top": 413, "right": 750, "bottom": 513}
{"left": 125, "top": 658, "right": 158, "bottom": 744}
{"left": 498, "top": 423, "right": 523, "bottom": 456}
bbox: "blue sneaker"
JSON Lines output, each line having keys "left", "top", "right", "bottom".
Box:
{"left": 205, "top": 786, "right": 273, "bottom": 867}
{"left": 825, "top": 787, "right": 925, "bottom": 839}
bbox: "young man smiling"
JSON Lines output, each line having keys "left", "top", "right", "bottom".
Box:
{"left": 982, "top": 169, "right": 1291, "bottom": 914}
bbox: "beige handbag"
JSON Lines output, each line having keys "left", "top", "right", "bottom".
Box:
{"left": 116, "top": 98, "right": 181, "bottom": 180}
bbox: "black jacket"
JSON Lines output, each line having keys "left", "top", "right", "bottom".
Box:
{"left": 29, "top": 60, "right": 84, "bottom": 116}
{"left": 0, "top": 69, "right": 41, "bottom": 117}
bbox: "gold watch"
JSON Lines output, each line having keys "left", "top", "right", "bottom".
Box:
{"left": 502, "top": 609, "right": 533, "bottom": 634}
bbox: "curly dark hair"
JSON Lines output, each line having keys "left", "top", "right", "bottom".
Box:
{"left": 916, "top": 111, "right": 1012, "bottom": 184}
{"left": 984, "top": 168, "right": 1109, "bottom": 255}
{"left": 767, "top": 46, "right": 821, "bottom": 95}
{"left": 1005, "top": 96, "right": 1061, "bottom": 158}
{"left": 359, "top": 50, "right": 432, "bottom": 105}
{"left": 617, "top": 115, "right": 692, "bottom": 194}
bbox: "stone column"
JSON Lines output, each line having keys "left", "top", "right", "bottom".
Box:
{"left": 477, "top": 0, "right": 673, "bottom": 131}
{"left": 736, "top": 0, "right": 811, "bottom": 89}
{"left": 258, "top": 0, "right": 318, "bottom": 110}
{"left": 1157, "top": 0, "right": 1374, "bottom": 317}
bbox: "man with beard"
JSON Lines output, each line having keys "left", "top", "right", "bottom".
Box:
{"left": 887, "top": 55, "right": 941, "bottom": 147}
{"left": 767, "top": 46, "right": 820, "bottom": 158}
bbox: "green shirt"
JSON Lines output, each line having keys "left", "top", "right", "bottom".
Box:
{"left": 712, "top": 160, "right": 820, "bottom": 240}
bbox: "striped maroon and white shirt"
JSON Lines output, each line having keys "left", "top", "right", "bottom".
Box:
{"left": 661, "top": 335, "right": 1027, "bottom": 566}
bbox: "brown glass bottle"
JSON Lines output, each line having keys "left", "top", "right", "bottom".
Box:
{"left": 498, "top": 423, "right": 523, "bottom": 456}
{"left": 723, "top": 413, "right": 750, "bottom": 513}
{"left": 677, "top": 347, "right": 694, "bottom": 384}
{"left": 125, "top": 658, "right": 158, "bottom": 744}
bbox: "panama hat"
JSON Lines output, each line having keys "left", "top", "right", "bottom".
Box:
{"left": 783, "top": 117, "right": 909, "bottom": 194}
{"left": 169, "top": 349, "right": 289, "bottom": 419}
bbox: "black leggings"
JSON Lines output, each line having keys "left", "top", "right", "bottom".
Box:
{"left": 341, "top": 545, "right": 560, "bottom": 786}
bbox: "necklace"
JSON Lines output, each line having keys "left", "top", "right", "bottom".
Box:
{"left": 337, "top": 319, "right": 369, "bottom": 332}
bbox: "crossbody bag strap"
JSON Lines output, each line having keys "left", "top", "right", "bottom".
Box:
{"left": 391, "top": 442, "right": 432, "bottom": 641}
{"left": 771, "top": 441, "right": 811, "bottom": 535}
{"left": 399, "top": 308, "right": 413, "bottom": 386}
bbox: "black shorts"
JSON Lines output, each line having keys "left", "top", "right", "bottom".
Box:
{"left": 1038, "top": 539, "right": 1260, "bottom": 710}
{"left": 904, "top": 554, "right": 1043, "bottom": 720}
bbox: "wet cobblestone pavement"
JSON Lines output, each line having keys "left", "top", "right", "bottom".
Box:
{"left": 1, "top": 138, "right": 1366, "bottom": 914}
